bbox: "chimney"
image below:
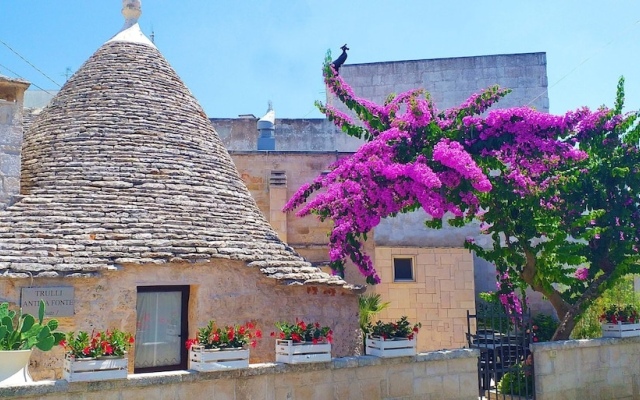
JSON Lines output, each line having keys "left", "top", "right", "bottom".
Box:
{"left": 0, "top": 76, "right": 30, "bottom": 210}
{"left": 257, "top": 101, "right": 275, "bottom": 151}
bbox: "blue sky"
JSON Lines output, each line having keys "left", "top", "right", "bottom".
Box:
{"left": 1, "top": 1, "right": 638, "bottom": 118}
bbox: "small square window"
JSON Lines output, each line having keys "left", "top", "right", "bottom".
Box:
{"left": 393, "top": 257, "right": 414, "bottom": 282}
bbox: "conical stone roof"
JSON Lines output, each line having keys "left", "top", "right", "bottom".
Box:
{"left": 0, "top": 14, "right": 351, "bottom": 287}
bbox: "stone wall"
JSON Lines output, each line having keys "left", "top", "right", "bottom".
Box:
{"left": 0, "top": 349, "right": 480, "bottom": 400}
{"left": 0, "top": 78, "right": 29, "bottom": 210}
{"left": 373, "top": 248, "right": 475, "bottom": 352}
{"left": 334, "top": 52, "right": 549, "bottom": 114}
{"left": 0, "top": 260, "right": 359, "bottom": 380}
{"left": 532, "top": 336, "right": 640, "bottom": 399}
{"left": 213, "top": 117, "right": 363, "bottom": 152}
{"left": 230, "top": 151, "right": 353, "bottom": 266}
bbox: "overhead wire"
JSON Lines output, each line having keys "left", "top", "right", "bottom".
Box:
{"left": 527, "top": 17, "right": 640, "bottom": 108}
{"left": 0, "top": 62, "right": 57, "bottom": 96}
{"left": 0, "top": 39, "right": 62, "bottom": 88}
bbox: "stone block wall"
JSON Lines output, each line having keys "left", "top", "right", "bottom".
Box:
{"left": 0, "top": 77, "right": 29, "bottom": 210}
{"left": 335, "top": 52, "right": 549, "bottom": 114}
{"left": 0, "top": 349, "right": 480, "bottom": 400}
{"left": 214, "top": 117, "right": 363, "bottom": 152}
{"left": 532, "top": 336, "right": 640, "bottom": 399}
{"left": 0, "top": 260, "right": 359, "bottom": 380}
{"left": 230, "top": 151, "right": 352, "bottom": 264}
{"left": 373, "top": 247, "right": 475, "bottom": 352}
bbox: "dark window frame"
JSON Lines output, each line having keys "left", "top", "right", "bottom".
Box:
{"left": 393, "top": 257, "right": 415, "bottom": 282}
{"left": 134, "top": 285, "right": 190, "bottom": 373}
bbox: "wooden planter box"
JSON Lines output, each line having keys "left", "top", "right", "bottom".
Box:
{"left": 275, "top": 340, "right": 331, "bottom": 364}
{"left": 63, "top": 354, "right": 128, "bottom": 382}
{"left": 189, "top": 345, "right": 250, "bottom": 371}
{"left": 366, "top": 336, "right": 416, "bottom": 358}
{"left": 601, "top": 322, "right": 640, "bottom": 338}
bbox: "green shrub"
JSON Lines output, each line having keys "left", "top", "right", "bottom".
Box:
{"left": 497, "top": 362, "right": 533, "bottom": 396}
{"left": 531, "top": 313, "right": 558, "bottom": 342}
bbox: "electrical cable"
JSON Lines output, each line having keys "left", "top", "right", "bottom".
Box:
{"left": 0, "top": 62, "right": 57, "bottom": 96}
{"left": 0, "top": 39, "right": 62, "bottom": 88}
{"left": 527, "top": 18, "right": 640, "bottom": 108}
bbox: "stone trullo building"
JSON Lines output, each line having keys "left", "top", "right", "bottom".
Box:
{"left": 0, "top": 2, "right": 361, "bottom": 379}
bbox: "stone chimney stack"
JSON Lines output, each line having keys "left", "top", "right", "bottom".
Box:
{"left": 0, "top": 76, "right": 30, "bottom": 210}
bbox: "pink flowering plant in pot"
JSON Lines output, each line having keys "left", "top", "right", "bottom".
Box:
{"left": 271, "top": 319, "right": 333, "bottom": 344}
{"left": 185, "top": 320, "right": 262, "bottom": 350}
{"left": 60, "top": 328, "right": 134, "bottom": 359}
{"left": 599, "top": 305, "right": 639, "bottom": 324}
{"left": 367, "top": 316, "right": 420, "bottom": 340}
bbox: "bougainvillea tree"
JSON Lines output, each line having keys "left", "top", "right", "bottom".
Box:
{"left": 465, "top": 78, "right": 640, "bottom": 339}
{"left": 284, "top": 52, "right": 640, "bottom": 339}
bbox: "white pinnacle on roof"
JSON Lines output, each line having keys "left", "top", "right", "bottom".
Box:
{"left": 258, "top": 102, "right": 275, "bottom": 126}
{"left": 107, "top": 0, "right": 156, "bottom": 48}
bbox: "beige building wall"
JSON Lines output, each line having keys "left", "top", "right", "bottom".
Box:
{"left": 373, "top": 247, "right": 475, "bottom": 352}
{"left": 231, "top": 152, "right": 353, "bottom": 264}
{"left": 231, "top": 151, "right": 375, "bottom": 287}
{"left": 0, "top": 261, "right": 359, "bottom": 380}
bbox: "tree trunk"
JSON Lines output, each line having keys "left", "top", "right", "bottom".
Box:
{"left": 520, "top": 249, "right": 614, "bottom": 340}
{"left": 552, "top": 308, "right": 579, "bottom": 340}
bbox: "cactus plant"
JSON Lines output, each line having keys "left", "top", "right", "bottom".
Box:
{"left": 0, "top": 300, "right": 65, "bottom": 351}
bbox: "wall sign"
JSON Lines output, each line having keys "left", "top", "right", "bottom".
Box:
{"left": 20, "top": 287, "right": 75, "bottom": 317}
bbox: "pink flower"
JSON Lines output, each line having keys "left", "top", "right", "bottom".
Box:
{"left": 575, "top": 268, "right": 588, "bottom": 281}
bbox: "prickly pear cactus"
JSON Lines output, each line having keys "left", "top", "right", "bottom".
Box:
{"left": 0, "top": 300, "right": 65, "bottom": 351}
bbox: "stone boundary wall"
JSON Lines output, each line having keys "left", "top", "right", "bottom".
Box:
{"left": 0, "top": 349, "right": 479, "bottom": 400}
{"left": 532, "top": 336, "right": 640, "bottom": 399}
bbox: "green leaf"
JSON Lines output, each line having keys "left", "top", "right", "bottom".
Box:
{"left": 38, "top": 300, "right": 45, "bottom": 324}
{"left": 46, "top": 319, "right": 59, "bottom": 331}
{"left": 1, "top": 315, "right": 13, "bottom": 332}
{"left": 611, "top": 167, "right": 629, "bottom": 178}
{"left": 20, "top": 314, "right": 35, "bottom": 333}
{"left": 36, "top": 325, "right": 51, "bottom": 341}
{"left": 35, "top": 336, "right": 55, "bottom": 352}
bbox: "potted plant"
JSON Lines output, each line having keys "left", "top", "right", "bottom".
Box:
{"left": 0, "top": 300, "right": 65, "bottom": 386}
{"left": 186, "top": 321, "right": 261, "bottom": 371}
{"left": 60, "top": 328, "right": 134, "bottom": 382}
{"left": 599, "top": 304, "right": 640, "bottom": 337}
{"left": 272, "top": 319, "right": 332, "bottom": 364}
{"left": 358, "top": 294, "right": 390, "bottom": 354}
{"left": 365, "top": 316, "right": 421, "bottom": 358}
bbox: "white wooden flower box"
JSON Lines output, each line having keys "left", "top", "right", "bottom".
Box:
{"left": 601, "top": 322, "right": 640, "bottom": 338}
{"left": 366, "top": 336, "right": 416, "bottom": 358}
{"left": 63, "top": 354, "right": 128, "bottom": 382}
{"left": 275, "top": 340, "right": 331, "bottom": 364}
{"left": 189, "top": 345, "right": 250, "bottom": 371}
